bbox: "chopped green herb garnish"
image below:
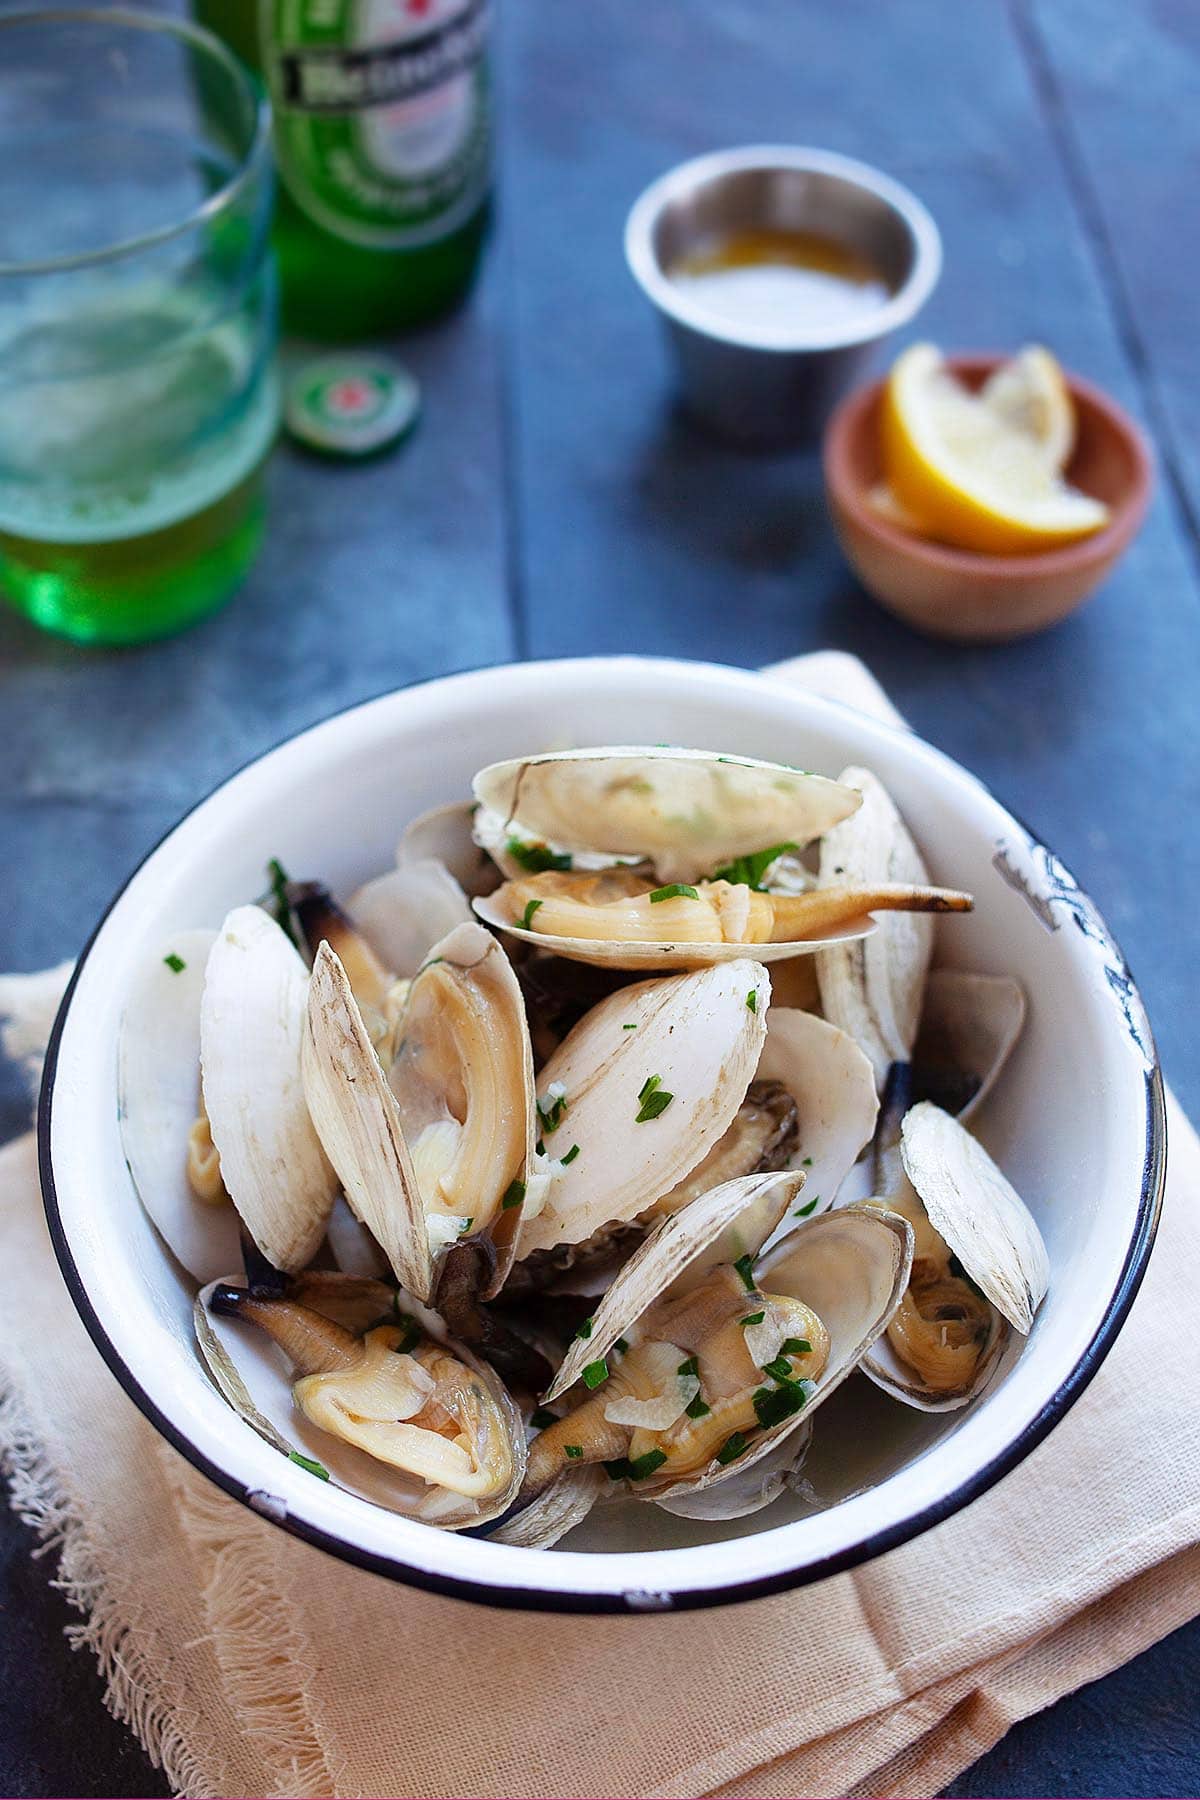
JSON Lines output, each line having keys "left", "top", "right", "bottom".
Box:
{"left": 605, "top": 1447, "right": 671, "bottom": 1483}
{"left": 793, "top": 1195, "right": 819, "bottom": 1218}
{"left": 575, "top": 1316, "right": 594, "bottom": 1341}
{"left": 733, "top": 1253, "right": 757, "bottom": 1292}
{"left": 685, "top": 1393, "right": 711, "bottom": 1419}
{"left": 649, "top": 883, "right": 700, "bottom": 903}
{"left": 752, "top": 1381, "right": 808, "bottom": 1429}
{"left": 677, "top": 1355, "right": 699, "bottom": 1378}
{"left": 740, "top": 1311, "right": 766, "bottom": 1327}
{"left": 635, "top": 1088, "right": 674, "bottom": 1123}
{"left": 530, "top": 1408, "right": 557, "bottom": 1430}
{"left": 459, "top": 1217, "right": 474, "bottom": 1234}
{"left": 163, "top": 952, "right": 186, "bottom": 973}
{"left": 537, "top": 1088, "right": 568, "bottom": 1134}
{"left": 560, "top": 1143, "right": 581, "bottom": 1166}
{"left": 582, "top": 1359, "right": 609, "bottom": 1389}
{"left": 266, "top": 858, "right": 298, "bottom": 946}
{"left": 638, "top": 1073, "right": 661, "bottom": 1103}
{"left": 520, "top": 898, "right": 544, "bottom": 930}
{"left": 622, "top": 1022, "right": 638, "bottom": 1030}
{"left": 746, "top": 987, "right": 758, "bottom": 1013}
{"left": 761, "top": 1355, "right": 795, "bottom": 1382}
{"left": 536, "top": 1138, "right": 545, "bottom": 1155}
{"left": 716, "top": 1432, "right": 749, "bottom": 1465}
{"left": 288, "top": 1451, "right": 330, "bottom": 1480}
{"left": 801, "top": 1156, "right": 814, "bottom": 1167}
{"left": 779, "top": 1337, "right": 813, "bottom": 1357}
{"left": 614, "top": 1337, "right": 630, "bottom": 1354}
{"left": 564, "top": 1444, "right": 583, "bottom": 1459}
{"left": 711, "top": 842, "right": 799, "bottom": 891}
{"left": 506, "top": 838, "right": 572, "bottom": 873}
{"left": 501, "top": 1178, "right": 526, "bottom": 1210}
{"left": 392, "top": 1311, "right": 423, "bottom": 1354}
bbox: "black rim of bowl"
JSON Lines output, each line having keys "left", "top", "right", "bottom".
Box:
{"left": 37, "top": 663, "right": 1168, "bottom": 1614}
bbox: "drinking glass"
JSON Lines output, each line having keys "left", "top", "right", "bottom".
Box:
{"left": 0, "top": 7, "right": 278, "bottom": 645}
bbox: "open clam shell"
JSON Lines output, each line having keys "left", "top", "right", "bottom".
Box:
{"left": 389, "top": 920, "right": 539, "bottom": 1296}
{"left": 347, "top": 860, "right": 473, "bottom": 980}
{"left": 639, "top": 1203, "right": 912, "bottom": 1505}
{"left": 654, "top": 1420, "right": 813, "bottom": 1521}
{"left": 545, "top": 1168, "right": 803, "bottom": 1403}
{"left": 473, "top": 745, "right": 862, "bottom": 885}
{"left": 194, "top": 1276, "right": 526, "bottom": 1529}
{"left": 490, "top": 1465, "right": 607, "bottom": 1549}
{"left": 398, "top": 800, "right": 503, "bottom": 898}
{"left": 756, "top": 1008, "right": 879, "bottom": 1241}
{"left": 859, "top": 1102, "right": 1049, "bottom": 1412}
{"left": 902, "top": 1102, "right": 1049, "bottom": 1334}
{"left": 514, "top": 959, "right": 770, "bottom": 1259}
{"left": 303, "top": 939, "right": 435, "bottom": 1301}
{"left": 303, "top": 924, "right": 539, "bottom": 1303}
{"left": 914, "top": 971, "right": 1027, "bottom": 1123}
{"left": 814, "top": 766, "right": 936, "bottom": 1087}
{"left": 200, "top": 906, "right": 338, "bottom": 1274}
{"left": 118, "top": 929, "right": 243, "bottom": 1283}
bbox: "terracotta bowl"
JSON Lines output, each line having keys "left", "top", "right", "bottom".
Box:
{"left": 823, "top": 353, "right": 1153, "bottom": 642}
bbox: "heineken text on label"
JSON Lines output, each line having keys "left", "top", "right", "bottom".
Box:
{"left": 267, "top": 0, "right": 491, "bottom": 250}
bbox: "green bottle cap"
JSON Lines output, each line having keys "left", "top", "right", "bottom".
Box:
{"left": 285, "top": 355, "right": 421, "bottom": 457}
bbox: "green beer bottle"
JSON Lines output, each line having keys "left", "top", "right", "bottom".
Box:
{"left": 195, "top": 0, "right": 491, "bottom": 339}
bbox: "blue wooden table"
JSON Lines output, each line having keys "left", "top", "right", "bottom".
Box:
{"left": 2, "top": 2, "right": 1198, "bottom": 1793}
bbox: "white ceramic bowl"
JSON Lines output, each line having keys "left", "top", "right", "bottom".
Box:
{"left": 40, "top": 658, "right": 1165, "bottom": 1613}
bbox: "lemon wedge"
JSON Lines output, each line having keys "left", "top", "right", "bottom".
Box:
{"left": 980, "top": 345, "right": 1075, "bottom": 471}
{"left": 881, "top": 344, "right": 1109, "bottom": 555}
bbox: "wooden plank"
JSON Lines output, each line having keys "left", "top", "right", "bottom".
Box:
{"left": 497, "top": 0, "right": 1200, "bottom": 1109}
{"left": 1022, "top": 0, "right": 1200, "bottom": 534}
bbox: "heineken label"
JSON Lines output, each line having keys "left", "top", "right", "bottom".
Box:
{"left": 264, "top": 0, "right": 490, "bottom": 250}
{"left": 285, "top": 355, "right": 421, "bottom": 456}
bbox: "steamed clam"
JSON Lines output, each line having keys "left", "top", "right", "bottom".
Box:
{"left": 472, "top": 747, "right": 972, "bottom": 971}
{"left": 519, "top": 1173, "right": 911, "bottom": 1516}
{"left": 115, "top": 736, "right": 1049, "bottom": 1543}
{"left": 301, "top": 920, "right": 539, "bottom": 1303}
{"left": 195, "top": 1273, "right": 524, "bottom": 1527}
{"left": 860, "top": 1101, "right": 1049, "bottom": 1410}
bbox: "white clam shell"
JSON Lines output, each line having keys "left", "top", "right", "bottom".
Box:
{"left": 118, "top": 929, "right": 243, "bottom": 1283}
{"left": 515, "top": 959, "right": 770, "bottom": 1258}
{"left": 654, "top": 1421, "right": 812, "bottom": 1521}
{"left": 915, "top": 970, "right": 1027, "bottom": 1122}
{"left": 389, "top": 920, "right": 538, "bottom": 1296}
{"left": 200, "top": 907, "right": 338, "bottom": 1274}
{"left": 490, "top": 1465, "right": 606, "bottom": 1548}
{"left": 348, "top": 860, "right": 473, "bottom": 978}
{"left": 303, "top": 940, "right": 435, "bottom": 1301}
{"left": 815, "top": 766, "right": 935, "bottom": 1087}
{"left": 397, "top": 800, "right": 502, "bottom": 898}
{"left": 194, "top": 1278, "right": 526, "bottom": 1529}
{"left": 901, "top": 1102, "right": 1049, "bottom": 1335}
{"left": 756, "top": 1008, "right": 880, "bottom": 1242}
{"left": 857, "top": 1100, "right": 1047, "bottom": 1413}
{"left": 473, "top": 745, "right": 862, "bottom": 885}
{"left": 545, "top": 1168, "right": 802, "bottom": 1403}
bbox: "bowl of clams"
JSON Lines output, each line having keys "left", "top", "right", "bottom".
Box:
{"left": 41, "top": 657, "right": 1164, "bottom": 1610}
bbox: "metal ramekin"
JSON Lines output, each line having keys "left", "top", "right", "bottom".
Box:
{"left": 625, "top": 145, "right": 942, "bottom": 446}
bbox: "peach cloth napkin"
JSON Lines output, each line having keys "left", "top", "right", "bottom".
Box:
{"left": 0, "top": 651, "right": 1197, "bottom": 1800}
